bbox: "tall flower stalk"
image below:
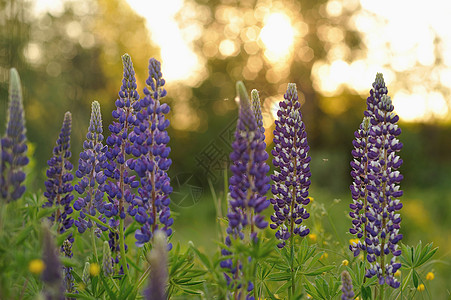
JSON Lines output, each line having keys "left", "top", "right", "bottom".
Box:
{"left": 43, "top": 111, "right": 74, "bottom": 235}
{"left": 74, "top": 101, "right": 108, "bottom": 235}
{"left": 221, "top": 82, "right": 270, "bottom": 299}
{"left": 129, "top": 58, "right": 173, "bottom": 248}
{"left": 270, "top": 83, "right": 311, "bottom": 296}
{"left": 349, "top": 74, "right": 403, "bottom": 294}
{"left": 104, "top": 53, "right": 140, "bottom": 275}
{"left": 1, "top": 68, "right": 29, "bottom": 202}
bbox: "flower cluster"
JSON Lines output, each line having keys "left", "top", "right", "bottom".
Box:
{"left": 104, "top": 53, "right": 140, "bottom": 220}
{"left": 43, "top": 112, "right": 75, "bottom": 235}
{"left": 270, "top": 83, "right": 311, "bottom": 248}
{"left": 0, "top": 68, "right": 29, "bottom": 202}
{"left": 129, "top": 58, "right": 173, "bottom": 248}
{"left": 226, "top": 82, "right": 270, "bottom": 246}
{"left": 103, "top": 54, "right": 140, "bottom": 268}
{"left": 73, "top": 101, "right": 108, "bottom": 234}
{"left": 349, "top": 73, "right": 403, "bottom": 288}
{"left": 221, "top": 83, "right": 270, "bottom": 300}
{"left": 144, "top": 230, "right": 168, "bottom": 300}
{"left": 341, "top": 271, "right": 355, "bottom": 300}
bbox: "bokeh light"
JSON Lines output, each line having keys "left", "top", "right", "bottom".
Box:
{"left": 259, "top": 12, "right": 295, "bottom": 63}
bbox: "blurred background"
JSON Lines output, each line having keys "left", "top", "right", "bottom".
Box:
{"left": 1, "top": 0, "right": 450, "bottom": 294}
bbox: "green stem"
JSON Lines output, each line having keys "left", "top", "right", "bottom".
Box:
{"left": 119, "top": 218, "right": 129, "bottom": 279}
{"left": 290, "top": 235, "right": 295, "bottom": 299}
{"left": 379, "top": 284, "right": 385, "bottom": 300}
{"left": 91, "top": 229, "right": 99, "bottom": 263}
{"left": 85, "top": 214, "right": 113, "bottom": 231}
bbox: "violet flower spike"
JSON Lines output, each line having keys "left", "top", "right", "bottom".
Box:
{"left": 341, "top": 271, "right": 355, "bottom": 300}
{"left": 350, "top": 73, "right": 403, "bottom": 288}
{"left": 270, "top": 83, "right": 311, "bottom": 248}
{"left": 227, "top": 81, "right": 270, "bottom": 243}
{"left": 43, "top": 112, "right": 74, "bottom": 236}
{"left": 73, "top": 101, "right": 108, "bottom": 234}
{"left": 0, "top": 68, "right": 29, "bottom": 202}
{"left": 129, "top": 58, "right": 173, "bottom": 248}
{"left": 349, "top": 116, "right": 371, "bottom": 257}
{"left": 144, "top": 230, "right": 168, "bottom": 300}
{"left": 221, "top": 82, "right": 270, "bottom": 299}
{"left": 250, "top": 89, "right": 264, "bottom": 136}
{"left": 41, "top": 221, "right": 64, "bottom": 300}
{"left": 103, "top": 53, "right": 140, "bottom": 269}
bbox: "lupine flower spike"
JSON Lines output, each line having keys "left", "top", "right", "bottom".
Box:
{"left": 270, "top": 83, "right": 311, "bottom": 248}
{"left": 43, "top": 112, "right": 74, "bottom": 235}
{"left": 129, "top": 58, "right": 173, "bottom": 248}
{"left": 349, "top": 73, "right": 403, "bottom": 288}
{"left": 144, "top": 230, "right": 168, "bottom": 300}
{"left": 73, "top": 101, "right": 108, "bottom": 234}
{"left": 1, "top": 68, "right": 29, "bottom": 202}
{"left": 41, "top": 221, "right": 64, "bottom": 300}
{"left": 221, "top": 82, "right": 270, "bottom": 299}
{"left": 104, "top": 53, "right": 140, "bottom": 271}
{"left": 341, "top": 271, "right": 355, "bottom": 300}
{"left": 102, "top": 241, "right": 113, "bottom": 277}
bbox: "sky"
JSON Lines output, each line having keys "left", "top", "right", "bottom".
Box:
{"left": 31, "top": 0, "right": 451, "bottom": 123}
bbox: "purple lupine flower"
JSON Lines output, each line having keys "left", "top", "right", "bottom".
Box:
{"left": 341, "top": 271, "right": 355, "bottom": 300}
{"left": 41, "top": 221, "right": 64, "bottom": 300}
{"left": 270, "top": 83, "right": 311, "bottom": 248}
{"left": 62, "top": 239, "right": 74, "bottom": 295}
{"left": 128, "top": 58, "right": 173, "bottom": 248}
{"left": 350, "top": 73, "right": 403, "bottom": 288}
{"left": 250, "top": 89, "right": 264, "bottom": 135}
{"left": 226, "top": 82, "right": 270, "bottom": 243}
{"left": 144, "top": 230, "right": 168, "bottom": 300}
{"left": 73, "top": 101, "right": 108, "bottom": 234}
{"left": 0, "top": 68, "right": 29, "bottom": 202}
{"left": 103, "top": 53, "right": 140, "bottom": 268}
{"left": 43, "top": 112, "right": 74, "bottom": 236}
{"left": 221, "top": 82, "right": 270, "bottom": 300}
{"left": 349, "top": 116, "right": 371, "bottom": 257}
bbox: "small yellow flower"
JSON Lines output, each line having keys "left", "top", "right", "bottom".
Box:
{"left": 355, "top": 297, "right": 360, "bottom": 300}
{"left": 308, "top": 197, "right": 314, "bottom": 203}
{"left": 309, "top": 233, "right": 317, "bottom": 242}
{"left": 417, "top": 284, "right": 425, "bottom": 292}
{"left": 394, "top": 270, "right": 401, "bottom": 277}
{"left": 78, "top": 282, "right": 86, "bottom": 291}
{"left": 426, "top": 272, "right": 434, "bottom": 281}
{"left": 89, "top": 263, "right": 100, "bottom": 276}
{"left": 358, "top": 254, "right": 364, "bottom": 261}
{"left": 349, "top": 238, "right": 360, "bottom": 246}
{"left": 342, "top": 259, "right": 349, "bottom": 266}
{"left": 29, "top": 259, "right": 45, "bottom": 274}
{"left": 320, "top": 252, "right": 328, "bottom": 260}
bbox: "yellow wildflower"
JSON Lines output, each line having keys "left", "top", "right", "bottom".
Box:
{"left": 320, "top": 252, "right": 328, "bottom": 260}
{"left": 308, "top": 197, "right": 314, "bottom": 203}
{"left": 309, "top": 233, "right": 317, "bottom": 242}
{"left": 29, "top": 259, "right": 45, "bottom": 274}
{"left": 417, "top": 284, "right": 425, "bottom": 292}
{"left": 342, "top": 259, "right": 349, "bottom": 266}
{"left": 349, "top": 238, "right": 360, "bottom": 246}
{"left": 426, "top": 272, "right": 434, "bottom": 281}
{"left": 394, "top": 270, "right": 401, "bottom": 277}
{"left": 90, "top": 263, "right": 100, "bottom": 276}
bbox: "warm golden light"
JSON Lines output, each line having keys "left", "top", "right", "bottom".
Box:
{"left": 259, "top": 12, "right": 295, "bottom": 63}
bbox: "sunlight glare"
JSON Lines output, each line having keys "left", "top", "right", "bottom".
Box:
{"left": 126, "top": 0, "right": 203, "bottom": 85}
{"left": 259, "top": 12, "right": 295, "bottom": 63}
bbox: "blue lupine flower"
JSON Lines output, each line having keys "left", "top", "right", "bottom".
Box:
{"left": 62, "top": 239, "right": 74, "bottom": 295}
{"left": 0, "top": 68, "right": 29, "bottom": 202}
{"left": 221, "top": 82, "right": 270, "bottom": 300}
{"left": 41, "top": 222, "right": 65, "bottom": 300}
{"left": 350, "top": 74, "right": 403, "bottom": 288}
{"left": 270, "top": 83, "right": 311, "bottom": 248}
{"left": 226, "top": 82, "right": 270, "bottom": 244}
{"left": 341, "top": 271, "right": 355, "bottom": 300}
{"left": 104, "top": 53, "right": 140, "bottom": 269}
{"left": 73, "top": 101, "right": 108, "bottom": 234}
{"left": 128, "top": 58, "right": 173, "bottom": 248}
{"left": 144, "top": 230, "right": 168, "bottom": 300}
{"left": 43, "top": 112, "right": 74, "bottom": 235}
